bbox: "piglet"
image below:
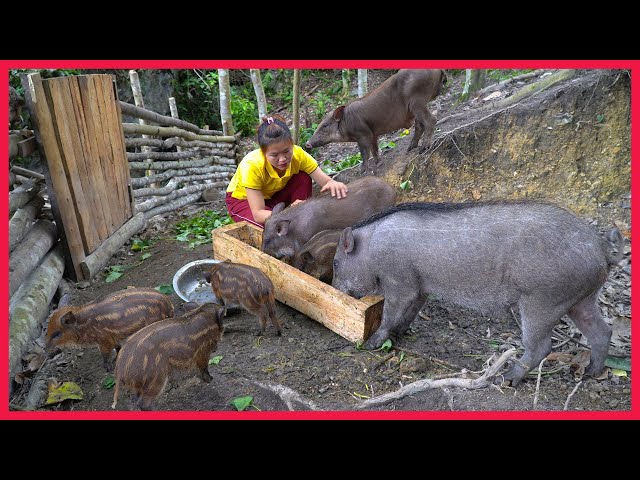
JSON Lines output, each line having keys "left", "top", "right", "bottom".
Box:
{"left": 46, "top": 287, "right": 175, "bottom": 372}
{"left": 204, "top": 261, "right": 281, "bottom": 336}
{"left": 112, "top": 302, "right": 225, "bottom": 411}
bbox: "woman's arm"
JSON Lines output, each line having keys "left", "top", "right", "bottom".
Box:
{"left": 246, "top": 188, "right": 273, "bottom": 224}
{"left": 310, "top": 168, "right": 348, "bottom": 199}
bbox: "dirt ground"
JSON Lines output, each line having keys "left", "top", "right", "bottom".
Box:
{"left": 9, "top": 69, "right": 632, "bottom": 416}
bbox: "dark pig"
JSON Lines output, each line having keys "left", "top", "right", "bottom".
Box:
{"left": 112, "top": 302, "right": 225, "bottom": 410}
{"left": 204, "top": 261, "right": 281, "bottom": 336}
{"left": 332, "top": 201, "right": 623, "bottom": 386}
{"left": 306, "top": 69, "right": 446, "bottom": 174}
{"left": 46, "top": 288, "right": 175, "bottom": 372}
{"left": 261, "top": 176, "right": 395, "bottom": 261}
{"left": 291, "top": 229, "right": 342, "bottom": 283}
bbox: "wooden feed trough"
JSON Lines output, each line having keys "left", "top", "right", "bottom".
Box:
{"left": 212, "top": 222, "right": 384, "bottom": 344}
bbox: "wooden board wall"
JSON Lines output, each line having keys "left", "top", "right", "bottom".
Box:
{"left": 25, "top": 73, "right": 133, "bottom": 280}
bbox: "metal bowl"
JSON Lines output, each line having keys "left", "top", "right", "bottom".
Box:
{"left": 172, "top": 259, "right": 239, "bottom": 310}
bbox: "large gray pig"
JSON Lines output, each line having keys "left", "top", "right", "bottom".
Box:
{"left": 332, "top": 201, "right": 623, "bottom": 386}
{"left": 261, "top": 176, "right": 395, "bottom": 261}
{"left": 306, "top": 69, "right": 446, "bottom": 174}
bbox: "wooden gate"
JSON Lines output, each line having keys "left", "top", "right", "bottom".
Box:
{"left": 24, "top": 73, "right": 135, "bottom": 281}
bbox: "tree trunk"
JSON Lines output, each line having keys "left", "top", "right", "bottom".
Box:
{"left": 470, "top": 69, "right": 487, "bottom": 93}
{"left": 9, "top": 219, "right": 58, "bottom": 298}
{"left": 292, "top": 69, "right": 301, "bottom": 145}
{"left": 9, "top": 179, "right": 38, "bottom": 216}
{"left": 462, "top": 69, "right": 472, "bottom": 97}
{"left": 9, "top": 244, "right": 65, "bottom": 381}
{"left": 9, "top": 194, "right": 44, "bottom": 253}
{"left": 358, "top": 69, "right": 368, "bottom": 97}
{"left": 341, "top": 69, "right": 351, "bottom": 97}
{"left": 250, "top": 69, "right": 268, "bottom": 121}
{"left": 79, "top": 212, "right": 146, "bottom": 279}
{"left": 218, "top": 69, "right": 234, "bottom": 136}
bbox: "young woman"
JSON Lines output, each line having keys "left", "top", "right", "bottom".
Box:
{"left": 225, "top": 115, "right": 348, "bottom": 227}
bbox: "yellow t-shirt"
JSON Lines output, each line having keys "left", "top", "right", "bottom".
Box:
{"left": 227, "top": 145, "right": 319, "bottom": 200}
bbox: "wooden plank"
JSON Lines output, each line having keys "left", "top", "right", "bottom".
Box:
{"left": 90, "top": 75, "right": 123, "bottom": 227}
{"left": 93, "top": 75, "right": 129, "bottom": 227}
{"left": 77, "top": 76, "right": 116, "bottom": 235}
{"left": 106, "top": 77, "right": 133, "bottom": 220}
{"left": 67, "top": 76, "right": 109, "bottom": 243}
{"left": 87, "top": 75, "right": 122, "bottom": 230}
{"left": 212, "top": 222, "right": 383, "bottom": 343}
{"left": 46, "top": 77, "right": 101, "bottom": 253}
{"left": 25, "top": 73, "right": 85, "bottom": 280}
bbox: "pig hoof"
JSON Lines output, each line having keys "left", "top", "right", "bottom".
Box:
{"left": 500, "top": 367, "right": 525, "bottom": 387}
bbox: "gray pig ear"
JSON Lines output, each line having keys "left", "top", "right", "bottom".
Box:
{"left": 272, "top": 202, "right": 286, "bottom": 215}
{"left": 276, "top": 220, "right": 290, "bottom": 236}
{"left": 333, "top": 106, "right": 346, "bottom": 121}
{"left": 342, "top": 227, "right": 355, "bottom": 254}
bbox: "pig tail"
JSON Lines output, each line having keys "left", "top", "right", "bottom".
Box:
{"left": 257, "top": 114, "right": 292, "bottom": 151}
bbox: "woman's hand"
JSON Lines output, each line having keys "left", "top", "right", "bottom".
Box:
{"left": 321, "top": 178, "right": 348, "bottom": 199}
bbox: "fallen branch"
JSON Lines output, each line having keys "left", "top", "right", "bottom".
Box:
{"left": 134, "top": 179, "right": 228, "bottom": 198}
{"left": 355, "top": 348, "right": 516, "bottom": 409}
{"left": 122, "top": 123, "right": 235, "bottom": 142}
{"left": 119, "top": 101, "right": 202, "bottom": 133}
{"left": 9, "top": 194, "right": 44, "bottom": 253}
{"left": 130, "top": 166, "right": 235, "bottom": 187}
{"left": 475, "top": 69, "right": 546, "bottom": 97}
{"left": 125, "top": 137, "right": 233, "bottom": 150}
{"left": 11, "top": 166, "right": 45, "bottom": 181}
{"left": 127, "top": 150, "right": 233, "bottom": 161}
{"left": 135, "top": 183, "right": 212, "bottom": 212}
{"left": 532, "top": 357, "right": 547, "bottom": 409}
{"left": 129, "top": 157, "right": 235, "bottom": 170}
{"left": 142, "top": 192, "right": 203, "bottom": 220}
{"left": 9, "top": 179, "right": 38, "bottom": 216}
{"left": 563, "top": 381, "right": 583, "bottom": 411}
{"left": 251, "top": 380, "right": 320, "bottom": 411}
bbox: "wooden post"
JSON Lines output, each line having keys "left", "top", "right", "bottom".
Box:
{"left": 292, "top": 69, "right": 301, "bottom": 145}
{"left": 129, "top": 70, "right": 156, "bottom": 184}
{"left": 218, "top": 69, "right": 234, "bottom": 136}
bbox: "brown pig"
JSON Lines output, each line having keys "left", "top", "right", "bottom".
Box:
{"left": 204, "top": 261, "right": 281, "bottom": 336}
{"left": 112, "top": 302, "right": 225, "bottom": 410}
{"left": 45, "top": 288, "right": 175, "bottom": 372}
{"left": 306, "top": 69, "right": 446, "bottom": 174}
{"left": 291, "top": 229, "right": 342, "bottom": 283}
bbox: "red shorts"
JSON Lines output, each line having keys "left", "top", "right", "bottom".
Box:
{"left": 225, "top": 172, "right": 313, "bottom": 228}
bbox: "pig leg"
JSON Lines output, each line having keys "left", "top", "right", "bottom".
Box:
{"left": 100, "top": 345, "right": 116, "bottom": 372}
{"left": 357, "top": 140, "right": 374, "bottom": 174}
{"left": 197, "top": 358, "right": 213, "bottom": 383}
{"left": 502, "top": 300, "right": 558, "bottom": 386}
{"left": 567, "top": 290, "right": 612, "bottom": 377}
{"left": 266, "top": 300, "right": 282, "bottom": 336}
{"left": 365, "top": 292, "right": 424, "bottom": 349}
{"left": 419, "top": 109, "right": 437, "bottom": 152}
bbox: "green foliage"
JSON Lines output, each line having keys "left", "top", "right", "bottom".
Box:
{"left": 299, "top": 125, "right": 318, "bottom": 150}
{"left": 105, "top": 265, "right": 126, "bottom": 283}
{"left": 141, "top": 253, "right": 152, "bottom": 260}
{"left": 172, "top": 69, "right": 221, "bottom": 130}
{"left": 400, "top": 180, "right": 413, "bottom": 191}
{"left": 175, "top": 210, "right": 233, "bottom": 249}
{"left": 131, "top": 238, "right": 150, "bottom": 252}
{"left": 103, "top": 376, "right": 116, "bottom": 389}
{"left": 321, "top": 153, "right": 362, "bottom": 175}
{"left": 155, "top": 284, "right": 174, "bottom": 295}
{"left": 379, "top": 140, "right": 396, "bottom": 150}
{"left": 231, "top": 94, "right": 258, "bottom": 136}
{"left": 231, "top": 395, "right": 254, "bottom": 411}
{"left": 380, "top": 339, "right": 393, "bottom": 352}
{"left": 487, "top": 69, "right": 534, "bottom": 82}
{"left": 10, "top": 69, "right": 83, "bottom": 95}
{"left": 209, "top": 355, "right": 224, "bottom": 365}
{"left": 308, "top": 91, "right": 335, "bottom": 123}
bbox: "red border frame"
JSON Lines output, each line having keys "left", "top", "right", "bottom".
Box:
{"left": 2, "top": 59, "right": 636, "bottom": 420}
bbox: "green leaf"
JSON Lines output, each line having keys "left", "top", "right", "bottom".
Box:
{"left": 141, "top": 253, "right": 152, "bottom": 260}
{"left": 381, "top": 339, "right": 393, "bottom": 352}
{"left": 400, "top": 180, "right": 411, "bottom": 191}
{"left": 105, "top": 271, "right": 123, "bottom": 283}
{"left": 209, "top": 355, "right": 223, "bottom": 365}
{"left": 155, "top": 284, "right": 174, "bottom": 295}
{"left": 611, "top": 369, "right": 628, "bottom": 377}
{"left": 605, "top": 356, "right": 631, "bottom": 371}
{"left": 399, "top": 352, "right": 406, "bottom": 362}
{"left": 596, "top": 114, "right": 605, "bottom": 123}
{"left": 131, "top": 238, "right": 150, "bottom": 252}
{"left": 103, "top": 376, "right": 115, "bottom": 389}
{"left": 231, "top": 395, "right": 253, "bottom": 411}
{"left": 46, "top": 382, "right": 84, "bottom": 405}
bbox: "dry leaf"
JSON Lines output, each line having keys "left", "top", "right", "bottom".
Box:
{"left": 46, "top": 381, "right": 83, "bottom": 405}
{"left": 546, "top": 352, "right": 574, "bottom": 363}
{"left": 472, "top": 189, "right": 482, "bottom": 200}
{"left": 570, "top": 350, "right": 591, "bottom": 379}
